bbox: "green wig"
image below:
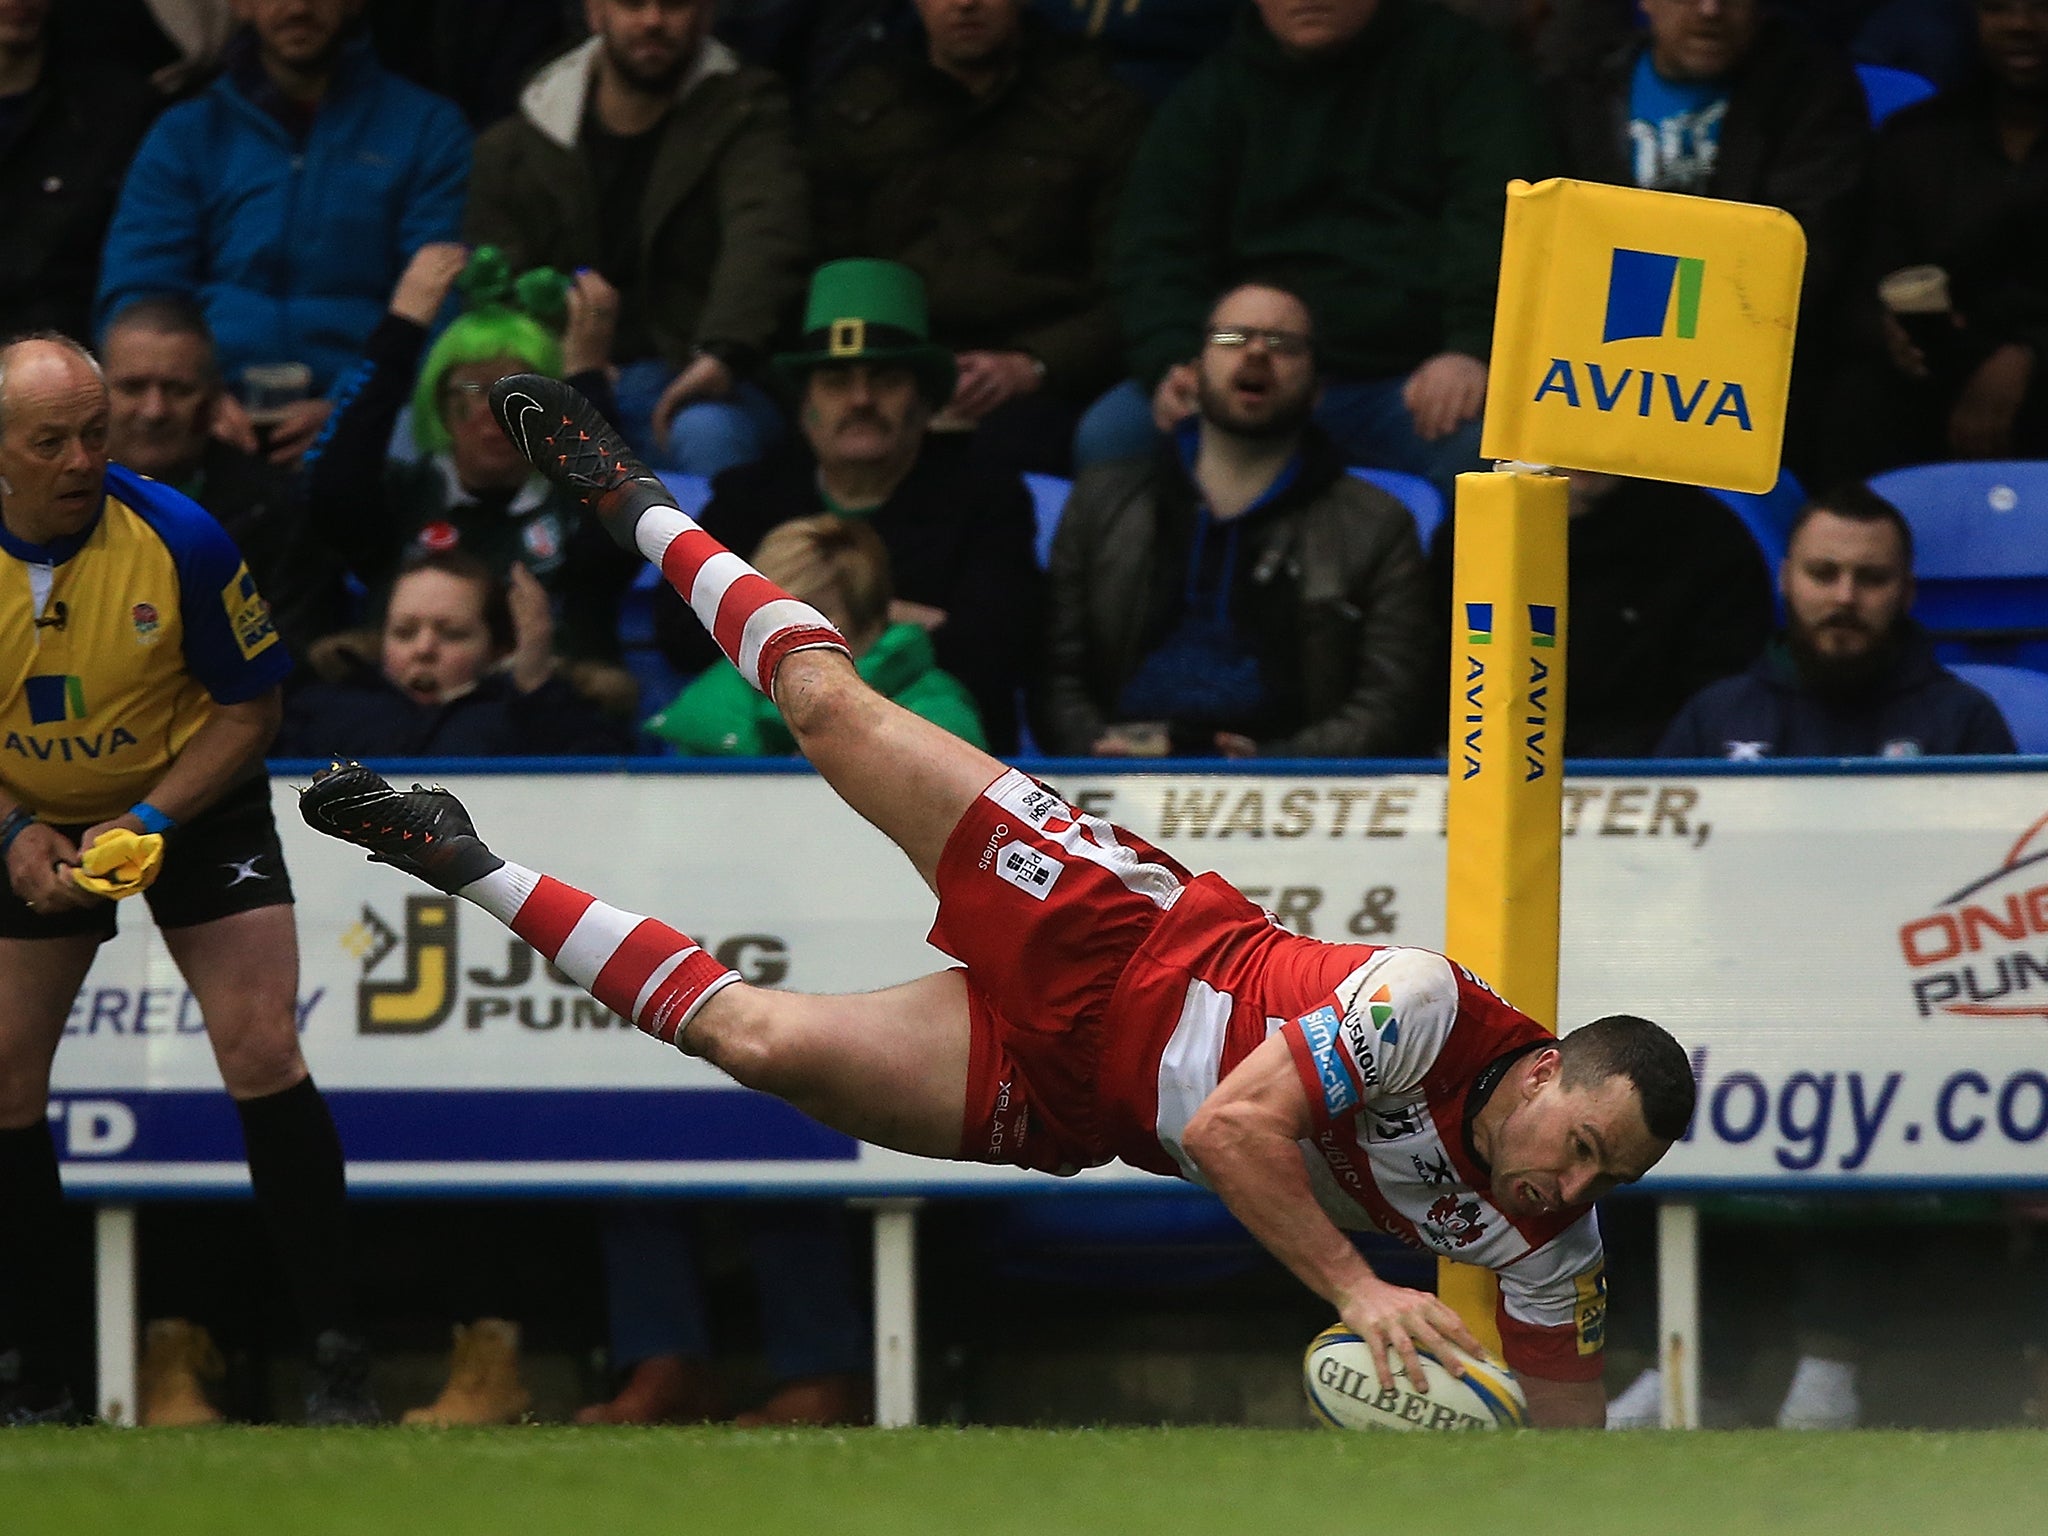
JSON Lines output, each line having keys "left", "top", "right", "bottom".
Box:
{"left": 410, "top": 247, "right": 572, "bottom": 454}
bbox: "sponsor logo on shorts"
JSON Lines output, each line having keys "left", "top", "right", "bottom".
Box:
{"left": 993, "top": 840, "right": 1062, "bottom": 900}
{"left": 1298, "top": 1004, "right": 1359, "bottom": 1119}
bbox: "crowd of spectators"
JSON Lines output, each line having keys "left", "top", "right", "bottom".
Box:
{"left": 6, "top": 0, "right": 2043, "bottom": 1431}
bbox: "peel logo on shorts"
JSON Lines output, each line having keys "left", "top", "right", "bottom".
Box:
{"left": 993, "top": 841, "right": 1062, "bottom": 901}
{"left": 1298, "top": 1005, "right": 1359, "bottom": 1120}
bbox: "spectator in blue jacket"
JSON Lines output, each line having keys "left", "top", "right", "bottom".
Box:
{"left": 1657, "top": 482, "right": 2015, "bottom": 758}
{"left": 96, "top": 0, "right": 470, "bottom": 465}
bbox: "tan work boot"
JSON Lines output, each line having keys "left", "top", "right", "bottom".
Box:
{"left": 401, "top": 1319, "right": 532, "bottom": 1427}
{"left": 574, "top": 1355, "right": 722, "bottom": 1425}
{"left": 139, "top": 1318, "right": 224, "bottom": 1427}
{"left": 734, "top": 1373, "right": 870, "bottom": 1428}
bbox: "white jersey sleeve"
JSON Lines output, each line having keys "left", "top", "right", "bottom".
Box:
{"left": 1284, "top": 948, "right": 1463, "bottom": 1126}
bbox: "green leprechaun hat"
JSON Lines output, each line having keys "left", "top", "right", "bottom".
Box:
{"left": 773, "top": 258, "right": 956, "bottom": 406}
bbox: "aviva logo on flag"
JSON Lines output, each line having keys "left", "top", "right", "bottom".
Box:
{"left": 1480, "top": 178, "right": 1804, "bottom": 494}
{"left": 1529, "top": 605, "right": 1558, "bottom": 648}
{"left": 1603, "top": 248, "right": 1705, "bottom": 343}
{"left": 24, "top": 674, "right": 86, "bottom": 725}
{"left": 1466, "top": 603, "right": 1493, "bottom": 646}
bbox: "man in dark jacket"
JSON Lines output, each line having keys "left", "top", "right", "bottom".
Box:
{"left": 1037, "top": 281, "right": 1432, "bottom": 759}
{"left": 1822, "top": 0, "right": 2048, "bottom": 476}
{"left": 809, "top": 0, "right": 1147, "bottom": 475}
{"left": 1430, "top": 472, "right": 1778, "bottom": 757}
{"left": 102, "top": 297, "right": 346, "bottom": 674}
{"left": 466, "top": 0, "right": 810, "bottom": 478}
{"left": 0, "top": 0, "right": 158, "bottom": 340}
{"left": 96, "top": 0, "right": 471, "bottom": 463}
{"left": 1547, "top": 0, "right": 1870, "bottom": 468}
{"left": 653, "top": 258, "right": 1039, "bottom": 751}
{"left": 1080, "top": 0, "right": 1550, "bottom": 504}
{"left": 1658, "top": 482, "right": 2014, "bottom": 758}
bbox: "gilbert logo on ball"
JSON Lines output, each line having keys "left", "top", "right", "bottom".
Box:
{"left": 1302, "top": 1323, "right": 1529, "bottom": 1431}
{"left": 1481, "top": 178, "right": 1804, "bottom": 493}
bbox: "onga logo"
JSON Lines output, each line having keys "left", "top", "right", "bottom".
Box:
{"left": 1898, "top": 811, "right": 2048, "bottom": 1019}
{"left": 1530, "top": 247, "right": 1752, "bottom": 431}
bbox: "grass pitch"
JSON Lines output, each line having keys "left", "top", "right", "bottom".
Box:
{"left": 3, "top": 1425, "right": 2043, "bottom": 1536}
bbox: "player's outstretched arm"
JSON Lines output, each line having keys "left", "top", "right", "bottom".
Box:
{"left": 1183, "top": 1035, "right": 1484, "bottom": 1396}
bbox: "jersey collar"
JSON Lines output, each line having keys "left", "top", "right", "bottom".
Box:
{"left": 0, "top": 496, "right": 106, "bottom": 566}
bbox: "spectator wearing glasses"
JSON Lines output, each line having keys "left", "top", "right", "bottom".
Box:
{"left": 1036, "top": 281, "right": 1432, "bottom": 758}
{"left": 1078, "top": 0, "right": 1551, "bottom": 505}
{"left": 299, "top": 244, "right": 641, "bottom": 716}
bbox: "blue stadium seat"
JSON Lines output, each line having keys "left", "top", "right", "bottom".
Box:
{"left": 1948, "top": 663, "right": 2048, "bottom": 753}
{"left": 1856, "top": 63, "right": 1937, "bottom": 126}
{"left": 1707, "top": 465, "right": 1804, "bottom": 575}
{"left": 1024, "top": 472, "right": 1071, "bottom": 568}
{"left": 1867, "top": 460, "right": 2048, "bottom": 665}
{"left": 1348, "top": 465, "right": 1445, "bottom": 550}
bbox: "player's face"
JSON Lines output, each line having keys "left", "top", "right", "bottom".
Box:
{"left": 381, "top": 569, "right": 500, "bottom": 703}
{"left": 1254, "top": 0, "right": 1380, "bottom": 54}
{"left": 234, "top": 0, "right": 357, "bottom": 71}
{"left": 1781, "top": 510, "right": 1911, "bottom": 663}
{"left": 588, "top": 0, "right": 711, "bottom": 93}
{"left": 0, "top": 345, "right": 110, "bottom": 545}
{"left": 1487, "top": 1055, "right": 1666, "bottom": 1218}
{"left": 104, "top": 327, "right": 217, "bottom": 479}
{"left": 442, "top": 357, "right": 535, "bottom": 492}
{"left": 802, "top": 363, "right": 929, "bottom": 470}
{"left": 1196, "top": 285, "right": 1318, "bottom": 441}
{"left": 1643, "top": 0, "right": 1760, "bottom": 81}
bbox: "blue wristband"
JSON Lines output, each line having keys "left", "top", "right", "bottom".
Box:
{"left": 0, "top": 806, "right": 34, "bottom": 857}
{"left": 128, "top": 803, "right": 175, "bottom": 836}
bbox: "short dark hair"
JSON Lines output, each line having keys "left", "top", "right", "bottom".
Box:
{"left": 391, "top": 547, "right": 515, "bottom": 653}
{"left": 1557, "top": 1014, "right": 1696, "bottom": 1142}
{"left": 1786, "top": 481, "right": 1915, "bottom": 570}
{"left": 101, "top": 297, "right": 220, "bottom": 383}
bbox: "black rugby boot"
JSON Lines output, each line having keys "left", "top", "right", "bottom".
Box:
{"left": 487, "top": 372, "right": 673, "bottom": 553}
{"left": 298, "top": 761, "right": 505, "bottom": 895}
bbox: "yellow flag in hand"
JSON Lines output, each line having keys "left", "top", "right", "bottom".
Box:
{"left": 72, "top": 828, "right": 166, "bottom": 899}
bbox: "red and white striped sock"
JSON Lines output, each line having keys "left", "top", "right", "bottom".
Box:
{"left": 456, "top": 862, "right": 737, "bottom": 1047}
{"left": 630, "top": 505, "right": 848, "bottom": 695}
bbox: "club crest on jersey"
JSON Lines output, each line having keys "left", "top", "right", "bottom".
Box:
{"left": 1298, "top": 1005, "right": 1359, "bottom": 1119}
{"left": 1424, "top": 1194, "right": 1487, "bottom": 1249}
{"left": 131, "top": 602, "right": 160, "bottom": 643}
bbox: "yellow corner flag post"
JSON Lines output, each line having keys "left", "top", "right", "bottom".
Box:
{"left": 1441, "top": 177, "right": 1804, "bottom": 1354}
{"left": 1441, "top": 468, "right": 1568, "bottom": 1359}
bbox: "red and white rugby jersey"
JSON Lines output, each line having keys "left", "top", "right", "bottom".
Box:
{"left": 1131, "top": 920, "right": 1607, "bottom": 1383}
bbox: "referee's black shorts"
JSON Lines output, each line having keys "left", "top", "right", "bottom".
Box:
{"left": 0, "top": 778, "right": 295, "bottom": 943}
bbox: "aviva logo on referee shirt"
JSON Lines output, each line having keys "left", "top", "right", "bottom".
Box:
{"left": 24, "top": 674, "right": 86, "bottom": 725}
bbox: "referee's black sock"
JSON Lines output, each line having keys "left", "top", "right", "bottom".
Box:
{"left": 235, "top": 1077, "right": 358, "bottom": 1347}
{"left": 0, "top": 1119, "right": 70, "bottom": 1395}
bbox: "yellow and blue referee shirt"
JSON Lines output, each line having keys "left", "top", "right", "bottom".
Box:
{"left": 1, "top": 464, "right": 291, "bottom": 824}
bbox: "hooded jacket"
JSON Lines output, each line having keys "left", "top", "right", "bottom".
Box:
{"left": 1035, "top": 425, "right": 1432, "bottom": 757}
{"left": 97, "top": 35, "right": 471, "bottom": 392}
{"left": 1655, "top": 625, "right": 2015, "bottom": 758}
{"left": 465, "top": 34, "right": 809, "bottom": 372}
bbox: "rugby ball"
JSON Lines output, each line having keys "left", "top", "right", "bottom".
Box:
{"left": 1303, "top": 1323, "right": 1529, "bottom": 1431}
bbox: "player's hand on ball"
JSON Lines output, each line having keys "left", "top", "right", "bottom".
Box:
{"left": 1340, "top": 1277, "right": 1486, "bottom": 1392}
